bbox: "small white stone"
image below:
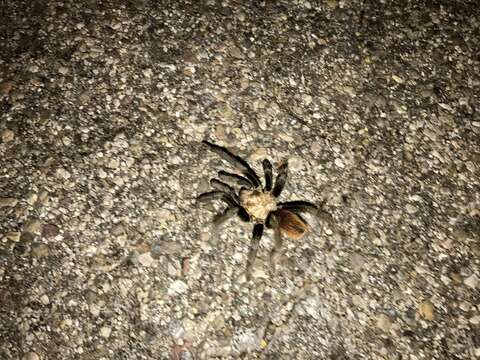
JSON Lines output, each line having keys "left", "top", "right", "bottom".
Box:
{"left": 99, "top": 326, "right": 111, "bottom": 338}
{"left": 1, "top": 129, "right": 15, "bottom": 142}
{"left": 470, "top": 315, "right": 480, "bottom": 325}
{"left": 26, "top": 192, "right": 38, "bottom": 205}
{"left": 352, "top": 295, "right": 367, "bottom": 309}
{"left": 137, "top": 252, "right": 155, "bottom": 267}
{"left": 58, "top": 66, "right": 69, "bottom": 75}
{"left": 391, "top": 74, "right": 404, "bottom": 84}
{"left": 289, "top": 156, "right": 303, "bottom": 171}
{"left": 464, "top": 274, "right": 478, "bottom": 289}
{"left": 303, "top": 94, "right": 313, "bottom": 105}
{"left": 98, "top": 169, "right": 107, "bottom": 179}
{"left": 334, "top": 158, "right": 345, "bottom": 168}
{"left": 406, "top": 204, "right": 418, "bottom": 214}
{"left": 376, "top": 314, "right": 392, "bottom": 332}
{"left": 459, "top": 301, "right": 471, "bottom": 312}
{"left": 143, "top": 68, "right": 153, "bottom": 78}
{"left": 40, "top": 294, "right": 50, "bottom": 305}
{"left": 168, "top": 280, "right": 188, "bottom": 297}
{"left": 250, "top": 147, "right": 267, "bottom": 162}
{"left": 22, "top": 352, "right": 40, "bottom": 360}
{"left": 90, "top": 304, "right": 100, "bottom": 317}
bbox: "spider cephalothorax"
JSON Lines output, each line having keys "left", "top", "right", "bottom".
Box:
{"left": 197, "top": 140, "right": 321, "bottom": 279}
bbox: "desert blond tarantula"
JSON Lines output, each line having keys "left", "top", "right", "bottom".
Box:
{"left": 197, "top": 140, "right": 321, "bottom": 279}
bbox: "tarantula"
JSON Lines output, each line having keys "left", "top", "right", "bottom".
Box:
{"left": 197, "top": 140, "right": 322, "bottom": 279}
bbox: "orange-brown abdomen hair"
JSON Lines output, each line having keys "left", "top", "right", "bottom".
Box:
{"left": 276, "top": 209, "right": 310, "bottom": 240}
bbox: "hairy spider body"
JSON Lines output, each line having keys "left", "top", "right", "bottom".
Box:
{"left": 197, "top": 140, "right": 321, "bottom": 279}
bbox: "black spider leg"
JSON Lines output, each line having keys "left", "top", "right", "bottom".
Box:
{"left": 262, "top": 159, "right": 273, "bottom": 191}
{"left": 218, "top": 170, "right": 254, "bottom": 188}
{"left": 196, "top": 191, "right": 238, "bottom": 206}
{"left": 272, "top": 161, "right": 288, "bottom": 197}
{"left": 202, "top": 140, "right": 261, "bottom": 187}
{"left": 212, "top": 207, "right": 239, "bottom": 228}
{"left": 210, "top": 179, "right": 239, "bottom": 201}
{"left": 197, "top": 191, "right": 250, "bottom": 229}
{"left": 277, "top": 200, "right": 318, "bottom": 214}
{"left": 245, "top": 223, "right": 264, "bottom": 280}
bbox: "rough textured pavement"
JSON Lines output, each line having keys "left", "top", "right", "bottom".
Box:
{"left": 1, "top": 1, "right": 479, "bottom": 359}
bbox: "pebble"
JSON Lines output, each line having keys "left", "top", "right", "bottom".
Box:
{"left": 22, "top": 352, "right": 40, "bottom": 360}
{"left": 417, "top": 300, "right": 435, "bottom": 321}
{"left": 0, "top": 81, "right": 14, "bottom": 96}
{"left": 37, "top": 190, "right": 49, "bottom": 206}
{"left": 470, "top": 315, "right": 480, "bottom": 325}
{"left": 1, "top": 129, "right": 15, "bottom": 142}
{"left": 56, "top": 168, "right": 71, "bottom": 179}
{"left": 249, "top": 147, "right": 267, "bottom": 162}
{"left": 137, "top": 252, "right": 155, "bottom": 267}
{"left": 310, "top": 142, "right": 322, "bottom": 154}
{"left": 26, "top": 192, "right": 38, "bottom": 205}
{"left": 289, "top": 156, "right": 303, "bottom": 171}
{"left": 168, "top": 280, "right": 188, "bottom": 297}
{"left": 279, "top": 133, "right": 294, "bottom": 142}
{"left": 303, "top": 94, "right": 313, "bottom": 105}
{"left": 58, "top": 66, "right": 69, "bottom": 75}
{"left": 464, "top": 274, "right": 478, "bottom": 289}
{"left": 31, "top": 243, "right": 49, "bottom": 258}
{"left": 334, "top": 157, "right": 345, "bottom": 168}
{"left": 376, "top": 314, "right": 392, "bottom": 332}
{"left": 256, "top": 117, "right": 267, "bottom": 131}
{"left": 349, "top": 253, "right": 366, "bottom": 272}
{"left": 352, "top": 295, "right": 368, "bottom": 310}
{"left": 106, "top": 158, "right": 120, "bottom": 169}
{"left": 110, "top": 224, "right": 125, "bottom": 236}
{"left": 6, "top": 231, "right": 21, "bottom": 242}
{"left": 0, "top": 197, "right": 18, "bottom": 208}
{"left": 99, "top": 326, "right": 112, "bottom": 338}
{"left": 405, "top": 204, "right": 418, "bottom": 214}
{"left": 40, "top": 294, "right": 50, "bottom": 305}
{"left": 98, "top": 169, "right": 107, "bottom": 179}
{"left": 151, "top": 241, "right": 182, "bottom": 256}
{"left": 229, "top": 46, "right": 243, "bottom": 59}
{"left": 391, "top": 74, "right": 404, "bottom": 84}
{"left": 24, "top": 220, "right": 42, "bottom": 235}
{"left": 42, "top": 224, "right": 60, "bottom": 238}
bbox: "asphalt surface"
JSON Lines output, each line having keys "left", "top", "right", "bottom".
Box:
{"left": 0, "top": 1, "right": 479, "bottom": 359}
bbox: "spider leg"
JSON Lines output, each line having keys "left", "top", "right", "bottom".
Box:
{"left": 237, "top": 206, "right": 250, "bottom": 222}
{"left": 212, "top": 206, "right": 239, "bottom": 229}
{"left": 277, "top": 200, "right": 318, "bottom": 214}
{"left": 218, "top": 170, "right": 254, "bottom": 188}
{"left": 262, "top": 159, "right": 273, "bottom": 191}
{"left": 210, "top": 179, "right": 238, "bottom": 200}
{"left": 196, "top": 191, "right": 238, "bottom": 207}
{"left": 272, "top": 161, "right": 288, "bottom": 197}
{"left": 245, "top": 223, "right": 264, "bottom": 280}
{"left": 202, "top": 140, "right": 261, "bottom": 187}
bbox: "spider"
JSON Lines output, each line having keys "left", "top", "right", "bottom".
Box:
{"left": 197, "top": 140, "right": 322, "bottom": 280}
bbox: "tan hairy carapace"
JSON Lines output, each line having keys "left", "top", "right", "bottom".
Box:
{"left": 239, "top": 189, "right": 277, "bottom": 221}
{"left": 275, "top": 209, "right": 310, "bottom": 240}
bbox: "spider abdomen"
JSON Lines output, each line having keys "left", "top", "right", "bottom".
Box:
{"left": 276, "top": 209, "right": 309, "bottom": 240}
{"left": 239, "top": 189, "right": 277, "bottom": 222}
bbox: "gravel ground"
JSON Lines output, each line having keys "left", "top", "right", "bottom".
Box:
{"left": 1, "top": 1, "right": 479, "bottom": 359}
